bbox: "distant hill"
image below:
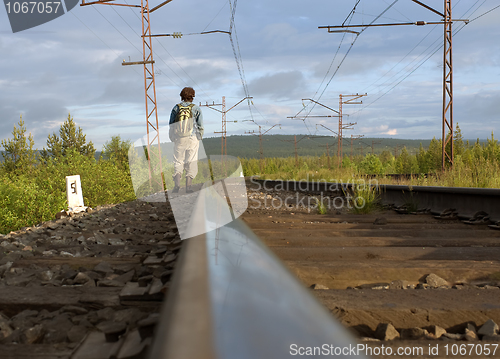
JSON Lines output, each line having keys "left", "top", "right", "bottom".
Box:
{"left": 0, "top": 151, "right": 103, "bottom": 163}
{"left": 201, "top": 135, "right": 435, "bottom": 159}
{"left": 0, "top": 136, "right": 486, "bottom": 163}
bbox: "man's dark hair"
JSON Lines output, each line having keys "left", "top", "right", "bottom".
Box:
{"left": 180, "top": 87, "right": 195, "bottom": 102}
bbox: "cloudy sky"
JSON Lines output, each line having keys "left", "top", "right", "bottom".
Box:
{"left": 1, "top": 0, "right": 500, "bottom": 150}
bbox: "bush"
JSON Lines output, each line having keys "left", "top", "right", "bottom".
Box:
{"left": 0, "top": 175, "right": 62, "bottom": 233}
{"left": 0, "top": 150, "right": 135, "bottom": 234}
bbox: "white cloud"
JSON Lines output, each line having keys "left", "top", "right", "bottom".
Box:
{"left": 0, "top": 0, "right": 499, "bottom": 148}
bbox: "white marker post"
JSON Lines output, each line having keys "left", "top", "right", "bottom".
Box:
{"left": 66, "top": 175, "right": 85, "bottom": 211}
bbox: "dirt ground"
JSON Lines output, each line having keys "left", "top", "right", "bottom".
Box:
{"left": 241, "top": 184, "right": 500, "bottom": 356}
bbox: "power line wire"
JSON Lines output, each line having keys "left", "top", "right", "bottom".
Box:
{"left": 298, "top": 0, "right": 400, "bottom": 135}
{"left": 350, "top": 0, "right": 488, "bottom": 116}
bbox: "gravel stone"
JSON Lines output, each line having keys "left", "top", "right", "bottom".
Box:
{"left": 357, "top": 283, "right": 389, "bottom": 290}
{"left": 113, "top": 308, "right": 146, "bottom": 326}
{"left": 93, "top": 261, "right": 114, "bottom": 275}
{"left": 24, "top": 324, "right": 45, "bottom": 344}
{"left": 478, "top": 319, "right": 499, "bottom": 337}
{"left": 400, "top": 327, "right": 428, "bottom": 340}
{"left": 424, "top": 273, "right": 449, "bottom": 288}
{"left": 442, "top": 333, "right": 463, "bottom": 340}
{"left": 375, "top": 323, "right": 400, "bottom": 340}
{"left": 67, "top": 325, "right": 87, "bottom": 343}
{"left": 0, "top": 315, "right": 14, "bottom": 340}
{"left": 11, "top": 310, "right": 38, "bottom": 330}
{"left": 61, "top": 306, "right": 88, "bottom": 315}
{"left": 97, "top": 279, "right": 125, "bottom": 287}
{"left": 0, "top": 262, "right": 13, "bottom": 277}
{"left": 73, "top": 272, "right": 92, "bottom": 285}
{"left": 428, "top": 325, "right": 447, "bottom": 339}
{"left": 114, "top": 270, "right": 135, "bottom": 284}
{"left": 43, "top": 314, "right": 73, "bottom": 344}
{"left": 464, "top": 328, "right": 478, "bottom": 341}
{"left": 310, "top": 283, "right": 329, "bottom": 290}
{"left": 389, "top": 280, "right": 409, "bottom": 289}
{"left": 96, "top": 308, "right": 115, "bottom": 323}
{"left": 415, "top": 283, "right": 429, "bottom": 289}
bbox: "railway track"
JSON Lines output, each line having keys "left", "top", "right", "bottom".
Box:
{"left": 0, "top": 199, "right": 179, "bottom": 359}
{"left": 242, "top": 179, "right": 500, "bottom": 358}
{"left": 2, "top": 177, "right": 500, "bottom": 358}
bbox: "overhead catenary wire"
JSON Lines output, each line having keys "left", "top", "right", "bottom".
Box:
{"left": 470, "top": 2, "right": 500, "bottom": 21}
{"left": 356, "top": 0, "right": 472, "bottom": 97}
{"left": 70, "top": 10, "right": 174, "bottom": 104}
{"left": 310, "top": 0, "right": 487, "bottom": 132}
{"left": 228, "top": 0, "right": 256, "bottom": 124}
{"left": 349, "top": 0, "right": 494, "bottom": 117}
{"left": 120, "top": 0, "right": 215, "bottom": 102}
{"left": 82, "top": 3, "right": 189, "bottom": 105}
{"left": 107, "top": 4, "right": 184, "bottom": 88}
{"left": 292, "top": 0, "right": 359, "bottom": 135}
{"left": 298, "top": 0, "right": 400, "bottom": 136}
{"left": 202, "top": 0, "right": 229, "bottom": 32}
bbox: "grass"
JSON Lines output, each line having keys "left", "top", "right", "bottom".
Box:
{"left": 0, "top": 152, "right": 135, "bottom": 234}
{"left": 346, "top": 184, "right": 381, "bottom": 214}
{"left": 316, "top": 198, "right": 328, "bottom": 215}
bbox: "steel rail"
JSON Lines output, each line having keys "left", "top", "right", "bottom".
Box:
{"left": 249, "top": 179, "right": 500, "bottom": 222}
{"left": 149, "top": 182, "right": 365, "bottom": 359}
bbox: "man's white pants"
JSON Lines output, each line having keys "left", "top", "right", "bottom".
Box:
{"left": 173, "top": 135, "right": 199, "bottom": 178}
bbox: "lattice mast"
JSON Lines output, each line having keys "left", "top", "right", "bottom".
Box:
{"left": 203, "top": 96, "right": 252, "bottom": 173}
{"left": 80, "top": 0, "right": 174, "bottom": 191}
{"left": 338, "top": 93, "right": 365, "bottom": 167}
{"left": 319, "top": 0, "right": 468, "bottom": 169}
{"left": 442, "top": 0, "right": 453, "bottom": 168}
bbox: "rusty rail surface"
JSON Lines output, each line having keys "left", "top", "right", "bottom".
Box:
{"left": 250, "top": 179, "right": 500, "bottom": 222}
{"left": 149, "top": 181, "right": 365, "bottom": 359}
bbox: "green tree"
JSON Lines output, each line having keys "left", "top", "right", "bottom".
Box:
{"left": 416, "top": 143, "right": 426, "bottom": 172}
{"left": 379, "top": 150, "right": 394, "bottom": 165}
{"left": 102, "top": 135, "right": 132, "bottom": 170}
{"left": 395, "top": 147, "right": 419, "bottom": 174}
{"left": 40, "top": 114, "right": 95, "bottom": 160}
{"left": 484, "top": 132, "right": 499, "bottom": 162}
{"left": 1, "top": 115, "right": 37, "bottom": 173}
{"left": 473, "top": 138, "right": 483, "bottom": 159}
{"left": 454, "top": 123, "right": 465, "bottom": 157}
{"left": 359, "top": 155, "right": 383, "bottom": 175}
{"left": 426, "top": 137, "right": 442, "bottom": 172}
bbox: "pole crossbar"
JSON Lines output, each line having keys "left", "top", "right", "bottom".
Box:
{"left": 320, "top": 1, "right": 466, "bottom": 170}
{"left": 82, "top": 0, "right": 171, "bottom": 191}
{"left": 201, "top": 96, "right": 252, "bottom": 174}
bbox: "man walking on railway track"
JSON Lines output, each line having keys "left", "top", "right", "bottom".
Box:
{"left": 169, "top": 87, "right": 204, "bottom": 194}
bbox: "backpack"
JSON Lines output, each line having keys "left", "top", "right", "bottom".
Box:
{"left": 173, "top": 103, "right": 195, "bottom": 137}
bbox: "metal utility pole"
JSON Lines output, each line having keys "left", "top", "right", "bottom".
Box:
{"left": 350, "top": 134, "right": 364, "bottom": 160}
{"left": 316, "top": 123, "right": 354, "bottom": 169}
{"left": 291, "top": 98, "right": 357, "bottom": 168}
{"left": 442, "top": 0, "right": 454, "bottom": 169}
{"left": 202, "top": 96, "right": 252, "bottom": 169}
{"left": 281, "top": 135, "right": 309, "bottom": 167}
{"left": 394, "top": 144, "right": 405, "bottom": 158}
{"left": 288, "top": 98, "right": 341, "bottom": 122}
{"left": 321, "top": 143, "right": 331, "bottom": 169}
{"left": 371, "top": 140, "right": 382, "bottom": 155}
{"left": 338, "top": 93, "right": 365, "bottom": 165}
{"left": 294, "top": 135, "right": 299, "bottom": 166}
{"left": 245, "top": 124, "right": 280, "bottom": 173}
{"left": 320, "top": 1, "right": 468, "bottom": 169}
{"left": 81, "top": 0, "right": 174, "bottom": 191}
